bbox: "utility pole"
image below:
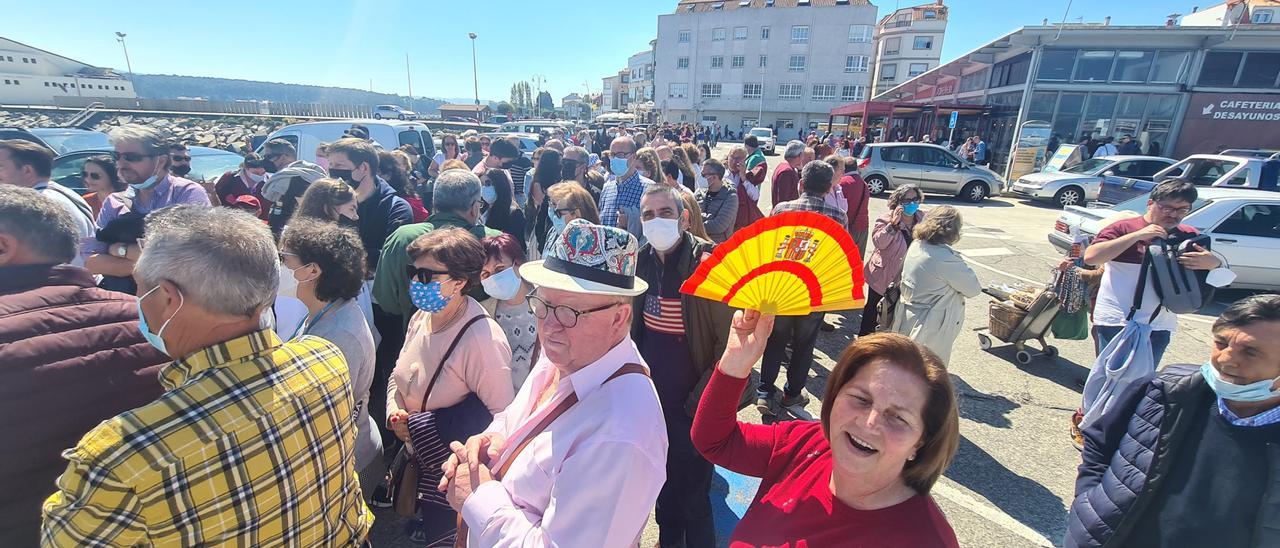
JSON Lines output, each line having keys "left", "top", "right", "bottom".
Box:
{"left": 469, "top": 33, "right": 479, "bottom": 105}
{"left": 405, "top": 53, "right": 413, "bottom": 106}
{"left": 531, "top": 74, "right": 546, "bottom": 115}
{"left": 114, "top": 32, "right": 134, "bottom": 80}
{"left": 757, "top": 68, "right": 765, "bottom": 124}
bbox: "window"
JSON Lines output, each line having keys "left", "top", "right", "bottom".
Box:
{"left": 841, "top": 85, "right": 866, "bottom": 102}
{"left": 743, "top": 83, "right": 762, "bottom": 99}
{"left": 1200, "top": 51, "right": 1244, "bottom": 86}
{"left": 711, "top": 56, "right": 724, "bottom": 68}
{"left": 678, "top": 30, "right": 691, "bottom": 43}
{"left": 759, "top": 55, "right": 768, "bottom": 67}
{"left": 791, "top": 25, "right": 809, "bottom": 43}
{"left": 1216, "top": 205, "right": 1280, "bottom": 238}
{"left": 845, "top": 55, "right": 869, "bottom": 73}
{"left": 701, "top": 83, "right": 722, "bottom": 98}
{"left": 669, "top": 83, "right": 688, "bottom": 98}
{"left": 29, "top": 58, "right": 35, "bottom": 64}
{"left": 732, "top": 55, "right": 745, "bottom": 68}
{"left": 908, "top": 63, "right": 928, "bottom": 77}
{"left": 734, "top": 26, "right": 748, "bottom": 40}
{"left": 1253, "top": 10, "right": 1274, "bottom": 24}
{"left": 22, "top": 57, "right": 29, "bottom": 63}
{"left": 761, "top": 26, "right": 770, "bottom": 39}
{"left": 923, "top": 9, "right": 938, "bottom": 19}
{"left": 1037, "top": 50, "right": 1076, "bottom": 82}
{"left": 1111, "top": 51, "right": 1154, "bottom": 83}
{"left": 880, "top": 64, "right": 898, "bottom": 81}
{"left": 884, "top": 37, "right": 901, "bottom": 55}
{"left": 959, "top": 69, "right": 988, "bottom": 92}
{"left": 990, "top": 53, "right": 1031, "bottom": 87}
{"left": 1073, "top": 51, "right": 1115, "bottom": 82}
{"left": 848, "top": 25, "right": 872, "bottom": 43}
{"left": 713, "top": 28, "right": 727, "bottom": 41}
{"left": 812, "top": 84, "right": 837, "bottom": 100}
{"left": 1150, "top": 50, "right": 1189, "bottom": 83}
{"left": 789, "top": 55, "right": 807, "bottom": 72}
{"left": 1241, "top": 52, "right": 1280, "bottom": 88}
{"left": 881, "top": 146, "right": 913, "bottom": 163}
{"left": 779, "top": 84, "right": 802, "bottom": 99}
{"left": 913, "top": 36, "right": 933, "bottom": 50}
{"left": 677, "top": 57, "right": 690, "bottom": 69}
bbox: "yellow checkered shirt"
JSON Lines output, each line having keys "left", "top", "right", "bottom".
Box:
{"left": 41, "top": 330, "right": 374, "bottom": 546}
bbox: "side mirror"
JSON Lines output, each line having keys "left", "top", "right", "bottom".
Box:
{"left": 1103, "top": 170, "right": 1116, "bottom": 177}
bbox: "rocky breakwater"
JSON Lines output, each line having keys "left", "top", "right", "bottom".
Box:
{"left": 1, "top": 109, "right": 294, "bottom": 152}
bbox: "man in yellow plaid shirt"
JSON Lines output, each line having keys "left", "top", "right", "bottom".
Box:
{"left": 41, "top": 205, "right": 373, "bottom": 546}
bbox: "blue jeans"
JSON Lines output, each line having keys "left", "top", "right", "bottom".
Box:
{"left": 1093, "top": 325, "right": 1171, "bottom": 366}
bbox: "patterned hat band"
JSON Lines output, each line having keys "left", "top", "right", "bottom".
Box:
{"left": 544, "top": 256, "right": 635, "bottom": 290}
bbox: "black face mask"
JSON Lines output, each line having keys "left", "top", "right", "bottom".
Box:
{"left": 338, "top": 215, "right": 359, "bottom": 229}
{"left": 561, "top": 160, "right": 580, "bottom": 181}
{"left": 328, "top": 168, "right": 356, "bottom": 186}
{"left": 263, "top": 161, "right": 280, "bottom": 174}
{"left": 170, "top": 164, "right": 191, "bottom": 177}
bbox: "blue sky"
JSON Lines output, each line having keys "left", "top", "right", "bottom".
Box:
{"left": 8, "top": 0, "right": 1196, "bottom": 102}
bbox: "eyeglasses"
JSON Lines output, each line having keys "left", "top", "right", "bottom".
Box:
{"left": 171, "top": 156, "right": 192, "bottom": 162}
{"left": 553, "top": 207, "right": 576, "bottom": 217}
{"left": 1154, "top": 202, "right": 1192, "bottom": 216}
{"left": 526, "top": 293, "right": 619, "bottom": 328}
{"left": 279, "top": 251, "right": 298, "bottom": 263}
{"left": 406, "top": 265, "right": 451, "bottom": 283}
{"left": 80, "top": 171, "right": 103, "bottom": 180}
{"left": 263, "top": 153, "right": 284, "bottom": 161}
{"left": 902, "top": 199, "right": 920, "bottom": 205}
{"left": 112, "top": 151, "right": 158, "bottom": 163}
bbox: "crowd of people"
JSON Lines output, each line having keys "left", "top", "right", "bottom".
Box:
{"left": 0, "top": 118, "right": 1275, "bottom": 548}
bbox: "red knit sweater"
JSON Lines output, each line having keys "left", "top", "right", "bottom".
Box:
{"left": 691, "top": 368, "right": 959, "bottom": 548}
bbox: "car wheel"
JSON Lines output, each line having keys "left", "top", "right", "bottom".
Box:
{"left": 961, "top": 181, "right": 989, "bottom": 203}
{"left": 866, "top": 175, "right": 888, "bottom": 196}
{"left": 373, "top": 113, "right": 382, "bottom": 119}
{"left": 398, "top": 114, "right": 406, "bottom": 120}
{"left": 1054, "top": 186, "right": 1084, "bottom": 208}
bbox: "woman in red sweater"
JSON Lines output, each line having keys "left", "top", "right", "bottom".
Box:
{"left": 693, "top": 310, "right": 961, "bottom": 547}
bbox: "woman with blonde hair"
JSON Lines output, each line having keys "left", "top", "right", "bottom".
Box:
{"left": 635, "top": 147, "right": 663, "bottom": 181}
{"left": 890, "top": 205, "right": 981, "bottom": 364}
{"left": 680, "top": 143, "right": 707, "bottom": 191}
{"left": 671, "top": 146, "right": 699, "bottom": 192}
{"left": 680, "top": 190, "right": 712, "bottom": 241}
{"left": 540, "top": 181, "right": 601, "bottom": 255}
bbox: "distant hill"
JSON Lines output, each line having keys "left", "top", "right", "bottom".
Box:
{"left": 130, "top": 74, "right": 489, "bottom": 114}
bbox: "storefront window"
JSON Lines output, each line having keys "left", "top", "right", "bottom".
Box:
{"left": 1199, "top": 51, "right": 1244, "bottom": 86}
{"left": 1111, "top": 51, "right": 1154, "bottom": 83}
{"left": 1037, "top": 49, "right": 1076, "bottom": 82}
{"left": 1240, "top": 52, "right": 1280, "bottom": 88}
{"left": 1082, "top": 93, "right": 1118, "bottom": 137}
{"left": 1149, "top": 51, "right": 1190, "bottom": 83}
{"left": 1073, "top": 51, "right": 1115, "bottom": 82}
{"left": 1028, "top": 91, "right": 1057, "bottom": 121}
{"left": 1111, "top": 94, "right": 1148, "bottom": 140}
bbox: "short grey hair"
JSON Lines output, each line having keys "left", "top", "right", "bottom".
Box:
{"left": 564, "top": 146, "right": 589, "bottom": 163}
{"left": 433, "top": 169, "right": 482, "bottom": 214}
{"left": 108, "top": 124, "right": 168, "bottom": 156}
{"left": 641, "top": 184, "right": 685, "bottom": 217}
{"left": 136, "top": 206, "right": 278, "bottom": 317}
{"left": 0, "top": 185, "right": 77, "bottom": 263}
{"left": 783, "top": 140, "right": 807, "bottom": 159}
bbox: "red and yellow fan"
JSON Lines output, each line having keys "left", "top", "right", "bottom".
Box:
{"left": 680, "top": 211, "right": 865, "bottom": 315}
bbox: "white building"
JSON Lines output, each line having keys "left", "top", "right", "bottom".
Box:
{"left": 655, "top": 0, "right": 878, "bottom": 140}
{"left": 870, "top": 1, "right": 948, "bottom": 97}
{"left": 628, "top": 46, "right": 656, "bottom": 103}
{"left": 1180, "top": 0, "right": 1279, "bottom": 26}
{"left": 601, "top": 73, "right": 623, "bottom": 113}
{"left": 0, "top": 37, "right": 136, "bottom": 105}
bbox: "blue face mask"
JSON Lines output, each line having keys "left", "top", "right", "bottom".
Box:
{"left": 610, "top": 157, "right": 630, "bottom": 177}
{"left": 130, "top": 173, "right": 161, "bottom": 191}
{"left": 903, "top": 201, "right": 920, "bottom": 216}
{"left": 137, "top": 284, "right": 183, "bottom": 356}
{"left": 1201, "top": 362, "right": 1280, "bottom": 403}
{"left": 548, "top": 204, "right": 566, "bottom": 231}
{"left": 481, "top": 185, "right": 497, "bottom": 204}
{"left": 409, "top": 280, "right": 452, "bottom": 313}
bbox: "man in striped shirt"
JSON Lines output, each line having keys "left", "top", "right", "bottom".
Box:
{"left": 630, "top": 185, "right": 734, "bottom": 548}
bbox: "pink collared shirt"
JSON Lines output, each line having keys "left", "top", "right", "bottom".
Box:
{"left": 461, "top": 336, "right": 668, "bottom": 547}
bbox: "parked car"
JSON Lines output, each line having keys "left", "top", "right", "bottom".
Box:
{"left": 373, "top": 105, "right": 418, "bottom": 120}
{"left": 1009, "top": 155, "right": 1175, "bottom": 208}
{"left": 258, "top": 119, "right": 435, "bottom": 164}
{"left": 855, "top": 143, "right": 1004, "bottom": 202}
{"left": 1048, "top": 187, "right": 1280, "bottom": 291}
{"left": 748, "top": 127, "right": 776, "bottom": 155}
{"left": 51, "top": 146, "right": 244, "bottom": 194}
{"left": 1097, "top": 153, "right": 1280, "bottom": 206}
{"left": 481, "top": 132, "right": 539, "bottom": 159}
{"left": 0, "top": 127, "right": 110, "bottom": 155}
{"left": 498, "top": 120, "right": 564, "bottom": 135}
{"left": 1220, "top": 148, "right": 1280, "bottom": 160}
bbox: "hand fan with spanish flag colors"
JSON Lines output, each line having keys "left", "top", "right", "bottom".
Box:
{"left": 680, "top": 211, "right": 865, "bottom": 315}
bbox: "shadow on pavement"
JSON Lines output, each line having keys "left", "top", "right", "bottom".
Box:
{"left": 977, "top": 342, "right": 1092, "bottom": 394}
{"left": 920, "top": 196, "right": 1016, "bottom": 208}
{"left": 950, "top": 375, "right": 1019, "bottom": 429}
{"left": 946, "top": 436, "right": 1068, "bottom": 543}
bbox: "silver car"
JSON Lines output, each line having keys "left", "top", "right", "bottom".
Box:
{"left": 1009, "top": 155, "right": 1173, "bottom": 208}
{"left": 855, "top": 143, "right": 1004, "bottom": 202}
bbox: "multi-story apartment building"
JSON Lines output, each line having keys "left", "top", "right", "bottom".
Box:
{"left": 655, "top": 0, "right": 878, "bottom": 140}
{"left": 628, "top": 45, "right": 656, "bottom": 104}
{"left": 0, "top": 37, "right": 136, "bottom": 105}
{"left": 870, "top": 1, "right": 948, "bottom": 97}
{"left": 601, "top": 70, "right": 631, "bottom": 113}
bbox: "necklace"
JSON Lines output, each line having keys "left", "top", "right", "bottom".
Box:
{"left": 430, "top": 297, "right": 466, "bottom": 334}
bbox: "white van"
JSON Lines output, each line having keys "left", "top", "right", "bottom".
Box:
{"left": 257, "top": 119, "right": 435, "bottom": 163}
{"left": 498, "top": 120, "right": 564, "bottom": 135}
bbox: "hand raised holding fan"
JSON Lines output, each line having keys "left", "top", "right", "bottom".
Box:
{"left": 719, "top": 310, "right": 776, "bottom": 379}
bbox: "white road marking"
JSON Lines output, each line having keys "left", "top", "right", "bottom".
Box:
{"left": 960, "top": 247, "right": 1016, "bottom": 257}
{"left": 933, "top": 480, "right": 1056, "bottom": 547}
{"left": 963, "top": 232, "right": 1012, "bottom": 240}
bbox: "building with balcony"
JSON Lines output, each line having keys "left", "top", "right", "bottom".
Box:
{"left": 0, "top": 37, "right": 136, "bottom": 106}
{"left": 870, "top": 1, "right": 948, "bottom": 97}
{"left": 655, "top": 0, "right": 878, "bottom": 140}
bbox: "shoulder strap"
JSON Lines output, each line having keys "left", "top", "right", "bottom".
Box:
{"left": 418, "top": 315, "right": 488, "bottom": 413}
{"left": 1127, "top": 241, "right": 1163, "bottom": 323}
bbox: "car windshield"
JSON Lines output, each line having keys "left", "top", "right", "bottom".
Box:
{"left": 1111, "top": 194, "right": 1209, "bottom": 215}
{"left": 1062, "top": 158, "right": 1112, "bottom": 175}
{"left": 750, "top": 129, "right": 771, "bottom": 137}
{"left": 30, "top": 130, "right": 110, "bottom": 155}
{"left": 191, "top": 150, "right": 247, "bottom": 182}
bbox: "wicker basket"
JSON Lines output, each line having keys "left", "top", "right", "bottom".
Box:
{"left": 988, "top": 301, "right": 1028, "bottom": 340}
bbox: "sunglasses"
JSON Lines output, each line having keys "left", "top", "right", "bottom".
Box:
{"left": 264, "top": 153, "right": 284, "bottom": 161}
{"left": 406, "top": 265, "right": 451, "bottom": 283}
{"left": 171, "top": 156, "right": 192, "bottom": 162}
{"left": 112, "top": 151, "right": 159, "bottom": 163}
{"left": 79, "top": 171, "right": 104, "bottom": 180}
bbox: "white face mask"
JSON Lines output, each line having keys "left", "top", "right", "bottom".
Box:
{"left": 643, "top": 217, "right": 681, "bottom": 252}
{"left": 248, "top": 172, "right": 266, "bottom": 183}
{"left": 481, "top": 266, "right": 523, "bottom": 301}
{"left": 277, "top": 262, "right": 301, "bottom": 299}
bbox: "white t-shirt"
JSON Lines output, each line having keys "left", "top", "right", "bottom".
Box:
{"left": 35, "top": 181, "right": 95, "bottom": 267}
{"left": 1093, "top": 261, "right": 1179, "bottom": 331}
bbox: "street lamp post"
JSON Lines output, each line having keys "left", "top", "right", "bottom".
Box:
{"left": 468, "top": 33, "right": 479, "bottom": 106}
{"left": 114, "top": 32, "right": 134, "bottom": 80}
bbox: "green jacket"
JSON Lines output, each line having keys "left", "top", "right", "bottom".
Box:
{"left": 630, "top": 232, "right": 738, "bottom": 418}
{"left": 371, "top": 212, "right": 500, "bottom": 323}
{"left": 745, "top": 149, "right": 767, "bottom": 171}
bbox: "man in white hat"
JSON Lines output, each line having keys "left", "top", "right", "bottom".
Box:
{"left": 441, "top": 219, "right": 668, "bottom": 547}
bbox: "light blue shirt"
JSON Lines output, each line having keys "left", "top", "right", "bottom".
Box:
{"left": 1217, "top": 398, "right": 1280, "bottom": 427}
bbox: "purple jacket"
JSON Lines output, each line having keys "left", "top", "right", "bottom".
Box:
{"left": 864, "top": 209, "right": 925, "bottom": 294}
